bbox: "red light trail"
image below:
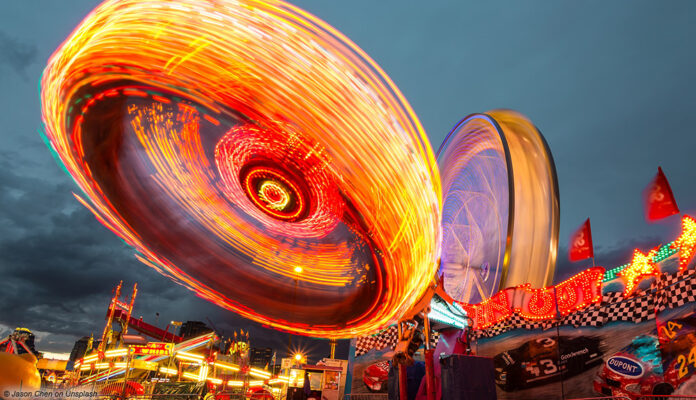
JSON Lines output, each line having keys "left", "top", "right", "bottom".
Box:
{"left": 41, "top": 0, "right": 441, "bottom": 338}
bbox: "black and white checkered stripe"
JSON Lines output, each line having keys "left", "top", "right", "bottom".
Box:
{"left": 355, "top": 326, "right": 398, "bottom": 357}
{"left": 562, "top": 303, "right": 605, "bottom": 328}
{"left": 654, "top": 272, "right": 696, "bottom": 311}
{"left": 355, "top": 268, "right": 696, "bottom": 354}
{"left": 474, "top": 268, "right": 693, "bottom": 337}
{"left": 354, "top": 326, "right": 441, "bottom": 357}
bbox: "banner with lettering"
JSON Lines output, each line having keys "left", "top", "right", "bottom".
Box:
{"left": 460, "top": 268, "right": 604, "bottom": 331}
{"left": 473, "top": 257, "right": 696, "bottom": 399}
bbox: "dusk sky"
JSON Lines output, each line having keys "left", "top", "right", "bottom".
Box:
{"left": 1, "top": 0, "right": 695, "bottom": 359}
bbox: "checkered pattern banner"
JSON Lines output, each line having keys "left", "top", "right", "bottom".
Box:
{"left": 562, "top": 303, "right": 604, "bottom": 328}
{"left": 654, "top": 271, "right": 696, "bottom": 312}
{"left": 355, "top": 326, "right": 397, "bottom": 357}
{"left": 474, "top": 268, "right": 695, "bottom": 338}
{"left": 354, "top": 326, "right": 441, "bottom": 357}
{"left": 354, "top": 269, "right": 696, "bottom": 353}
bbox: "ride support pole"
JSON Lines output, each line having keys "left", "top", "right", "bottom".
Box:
{"left": 423, "top": 314, "right": 436, "bottom": 400}
{"left": 398, "top": 363, "right": 408, "bottom": 400}
{"left": 424, "top": 349, "right": 436, "bottom": 400}
{"left": 397, "top": 319, "right": 408, "bottom": 400}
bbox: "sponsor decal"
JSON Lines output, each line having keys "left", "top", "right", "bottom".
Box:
{"left": 561, "top": 347, "right": 589, "bottom": 361}
{"left": 606, "top": 356, "right": 643, "bottom": 378}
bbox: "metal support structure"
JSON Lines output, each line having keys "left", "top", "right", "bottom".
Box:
{"left": 330, "top": 338, "right": 337, "bottom": 359}
{"left": 398, "top": 363, "right": 408, "bottom": 400}
{"left": 422, "top": 312, "right": 436, "bottom": 400}
{"left": 121, "top": 347, "right": 132, "bottom": 399}
{"left": 122, "top": 283, "right": 138, "bottom": 337}
{"left": 99, "top": 281, "right": 122, "bottom": 353}
{"left": 396, "top": 322, "right": 408, "bottom": 400}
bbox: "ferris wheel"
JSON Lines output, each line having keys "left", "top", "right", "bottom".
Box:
{"left": 437, "top": 111, "right": 560, "bottom": 304}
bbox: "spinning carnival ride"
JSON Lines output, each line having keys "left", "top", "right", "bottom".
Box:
{"left": 42, "top": 0, "right": 440, "bottom": 339}
{"left": 438, "top": 111, "right": 559, "bottom": 305}
{"left": 41, "top": 0, "right": 558, "bottom": 340}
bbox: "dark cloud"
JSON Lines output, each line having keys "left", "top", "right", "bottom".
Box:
{"left": 0, "top": 31, "right": 37, "bottom": 78}
{"left": 0, "top": 151, "right": 347, "bottom": 360}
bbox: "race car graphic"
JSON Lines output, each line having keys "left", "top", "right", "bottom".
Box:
{"left": 594, "top": 311, "right": 696, "bottom": 399}
{"left": 494, "top": 335, "right": 603, "bottom": 391}
{"left": 594, "top": 334, "right": 672, "bottom": 398}
{"left": 363, "top": 360, "right": 390, "bottom": 392}
{"left": 659, "top": 311, "right": 696, "bottom": 389}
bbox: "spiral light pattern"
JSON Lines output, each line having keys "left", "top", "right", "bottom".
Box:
{"left": 41, "top": 0, "right": 441, "bottom": 337}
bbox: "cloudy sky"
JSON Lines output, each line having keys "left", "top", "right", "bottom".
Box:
{"left": 1, "top": 0, "right": 695, "bottom": 358}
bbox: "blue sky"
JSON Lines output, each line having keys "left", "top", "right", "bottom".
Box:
{"left": 1, "top": 0, "right": 695, "bottom": 354}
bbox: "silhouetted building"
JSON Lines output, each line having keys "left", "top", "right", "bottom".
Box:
{"left": 250, "top": 347, "right": 273, "bottom": 368}
{"left": 69, "top": 336, "right": 100, "bottom": 362}
{"left": 178, "top": 321, "right": 213, "bottom": 339}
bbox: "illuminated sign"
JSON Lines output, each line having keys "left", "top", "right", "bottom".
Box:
{"left": 461, "top": 267, "right": 605, "bottom": 330}
{"left": 130, "top": 342, "right": 173, "bottom": 356}
{"left": 131, "top": 359, "right": 159, "bottom": 371}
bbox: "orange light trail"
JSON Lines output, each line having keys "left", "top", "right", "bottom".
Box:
{"left": 41, "top": 0, "right": 441, "bottom": 338}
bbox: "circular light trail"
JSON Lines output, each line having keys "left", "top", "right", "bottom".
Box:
{"left": 437, "top": 114, "right": 510, "bottom": 304}
{"left": 437, "top": 111, "right": 559, "bottom": 305}
{"left": 41, "top": 0, "right": 441, "bottom": 337}
{"left": 258, "top": 181, "right": 291, "bottom": 212}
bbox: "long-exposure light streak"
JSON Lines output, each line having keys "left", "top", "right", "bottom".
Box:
{"left": 41, "top": 0, "right": 441, "bottom": 337}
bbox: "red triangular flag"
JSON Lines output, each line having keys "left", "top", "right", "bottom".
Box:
{"left": 643, "top": 167, "right": 679, "bottom": 222}
{"left": 569, "top": 218, "right": 594, "bottom": 262}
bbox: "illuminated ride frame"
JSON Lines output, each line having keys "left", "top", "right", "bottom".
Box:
{"left": 71, "top": 282, "right": 281, "bottom": 398}
{"left": 0, "top": 329, "right": 36, "bottom": 356}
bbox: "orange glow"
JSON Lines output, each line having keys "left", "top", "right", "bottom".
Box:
{"left": 619, "top": 249, "right": 660, "bottom": 296}
{"left": 41, "top": 0, "right": 441, "bottom": 338}
{"left": 672, "top": 215, "right": 696, "bottom": 272}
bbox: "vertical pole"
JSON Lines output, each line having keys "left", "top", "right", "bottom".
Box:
{"left": 272, "top": 352, "right": 276, "bottom": 376}
{"left": 329, "top": 339, "right": 336, "bottom": 359}
{"left": 397, "top": 322, "right": 408, "bottom": 400}
{"left": 99, "top": 282, "right": 122, "bottom": 353}
{"left": 122, "top": 347, "right": 132, "bottom": 398}
{"left": 122, "top": 283, "right": 138, "bottom": 336}
{"left": 423, "top": 315, "right": 436, "bottom": 400}
{"left": 398, "top": 364, "right": 408, "bottom": 400}
{"left": 553, "top": 286, "right": 565, "bottom": 400}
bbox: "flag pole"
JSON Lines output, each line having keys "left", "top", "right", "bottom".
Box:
{"left": 552, "top": 286, "right": 565, "bottom": 399}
